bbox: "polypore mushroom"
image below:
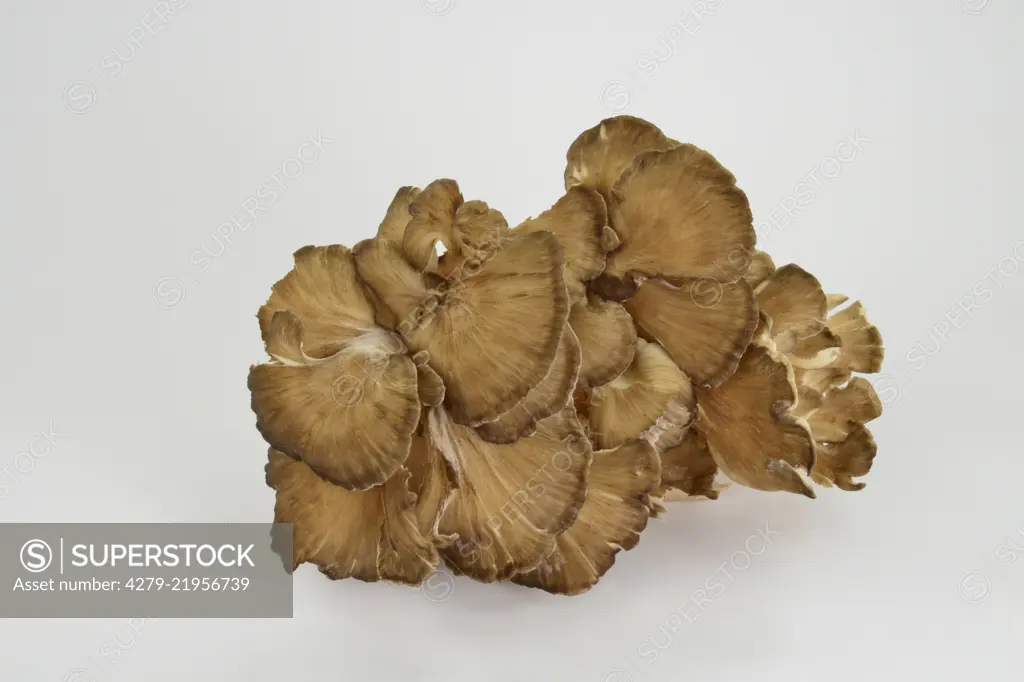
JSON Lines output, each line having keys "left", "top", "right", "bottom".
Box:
{"left": 656, "top": 429, "right": 719, "bottom": 500}
{"left": 475, "top": 326, "right": 582, "bottom": 444}
{"left": 568, "top": 294, "right": 637, "bottom": 388}
{"left": 245, "top": 114, "right": 889, "bottom": 596}
{"left": 514, "top": 186, "right": 614, "bottom": 302}
{"left": 589, "top": 338, "right": 695, "bottom": 451}
{"left": 264, "top": 438, "right": 446, "bottom": 584}
{"left": 514, "top": 439, "right": 660, "bottom": 595}
{"left": 695, "top": 343, "right": 817, "bottom": 498}
{"left": 430, "top": 406, "right": 591, "bottom": 582}
{"left": 249, "top": 263, "right": 420, "bottom": 491}
{"left": 624, "top": 277, "right": 758, "bottom": 388}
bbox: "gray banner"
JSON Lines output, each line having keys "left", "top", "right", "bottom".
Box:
{"left": 0, "top": 523, "right": 293, "bottom": 617}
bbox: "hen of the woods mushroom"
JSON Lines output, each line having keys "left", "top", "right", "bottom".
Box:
{"left": 248, "top": 116, "right": 885, "bottom": 595}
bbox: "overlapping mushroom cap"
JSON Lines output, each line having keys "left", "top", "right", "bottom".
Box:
{"left": 248, "top": 115, "right": 886, "bottom": 595}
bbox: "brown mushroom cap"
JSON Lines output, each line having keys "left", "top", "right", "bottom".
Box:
{"left": 431, "top": 199, "right": 510, "bottom": 280}
{"left": 265, "top": 447, "right": 441, "bottom": 584}
{"left": 811, "top": 426, "right": 877, "bottom": 491}
{"left": 514, "top": 186, "right": 611, "bottom": 302}
{"left": 624, "top": 277, "right": 757, "bottom": 388}
{"left": 401, "top": 179, "right": 511, "bottom": 280}
{"left": 590, "top": 338, "right": 694, "bottom": 450}
{"left": 568, "top": 294, "right": 637, "bottom": 388}
{"left": 513, "top": 440, "right": 660, "bottom": 595}
{"left": 376, "top": 186, "right": 421, "bottom": 245}
{"left": 258, "top": 245, "right": 378, "bottom": 358}
{"left": 755, "top": 264, "right": 828, "bottom": 348}
{"left": 696, "top": 343, "right": 816, "bottom": 497}
{"left": 603, "top": 144, "right": 755, "bottom": 283}
{"left": 352, "top": 237, "right": 431, "bottom": 324}
{"left": 564, "top": 115, "right": 676, "bottom": 203}
{"left": 791, "top": 299, "right": 883, "bottom": 394}
{"left": 402, "top": 178, "right": 463, "bottom": 272}
{"left": 430, "top": 407, "right": 592, "bottom": 582}
{"left": 657, "top": 429, "right": 719, "bottom": 500}
{"left": 805, "top": 377, "right": 882, "bottom": 443}
{"left": 828, "top": 301, "right": 885, "bottom": 373}
{"left": 249, "top": 310, "right": 420, "bottom": 491}
{"left": 451, "top": 199, "right": 508, "bottom": 257}
{"left": 403, "top": 230, "right": 570, "bottom": 426}
{"left": 475, "top": 325, "right": 582, "bottom": 444}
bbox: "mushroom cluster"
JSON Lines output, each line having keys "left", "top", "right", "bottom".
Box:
{"left": 248, "top": 116, "right": 885, "bottom": 595}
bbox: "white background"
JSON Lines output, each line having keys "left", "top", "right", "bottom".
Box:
{"left": 1, "top": 0, "right": 1022, "bottom": 680}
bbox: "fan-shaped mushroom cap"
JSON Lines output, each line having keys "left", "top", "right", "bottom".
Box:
{"left": 657, "top": 429, "right": 718, "bottom": 500}
{"left": 810, "top": 426, "right": 877, "bottom": 491}
{"left": 352, "top": 237, "right": 431, "bottom": 324}
{"left": 402, "top": 179, "right": 463, "bottom": 272}
{"left": 624, "top": 277, "right": 757, "bottom": 388}
{"left": 429, "top": 407, "right": 592, "bottom": 582}
{"left": 754, "top": 264, "right": 827, "bottom": 348}
{"left": 568, "top": 294, "right": 637, "bottom": 388}
{"left": 258, "top": 245, "right": 377, "bottom": 358}
{"left": 602, "top": 144, "right": 755, "bottom": 284}
{"left": 791, "top": 300, "right": 883, "bottom": 393}
{"left": 804, "top": 377, "right": 882, "bottom": 443}
{"left": 429, "top": 200, "right": 509, "bottom": 281}
{"left": 695, "top": 343, "right": 816, "bottom": 497}
{"left": 514, "top": 186, "right": 611, "bottom": 302}
{"left": 376, "top": 186, "right": 421, "bottom": 244}
{"left": 590, "top": 338, "right": 694, "bottom": 450}
{"left": 402, "top": 179, "right": 509, "bottom": 279}
{"left": 265, "top": 447, "right": 442, "bottom": 584}
{"left": 827, "top": 301, "right": 885, "bottom": 372}
{"left": 514, "top": 440, "right": 660, "bottom": 595}
{"left": 249, "top": 310, "right": 420, "bottom": 491}
{"left": 565, "top": 115, "right": 676, "bottom": 202}
{"left": 475, "top": 325, "right": 582, "bottom": 444}
{"left": 451, "top": 199, "right": 508, "bottom": 258}
{"left": 403, "top": 230, "right": 570, "bottom": 426}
